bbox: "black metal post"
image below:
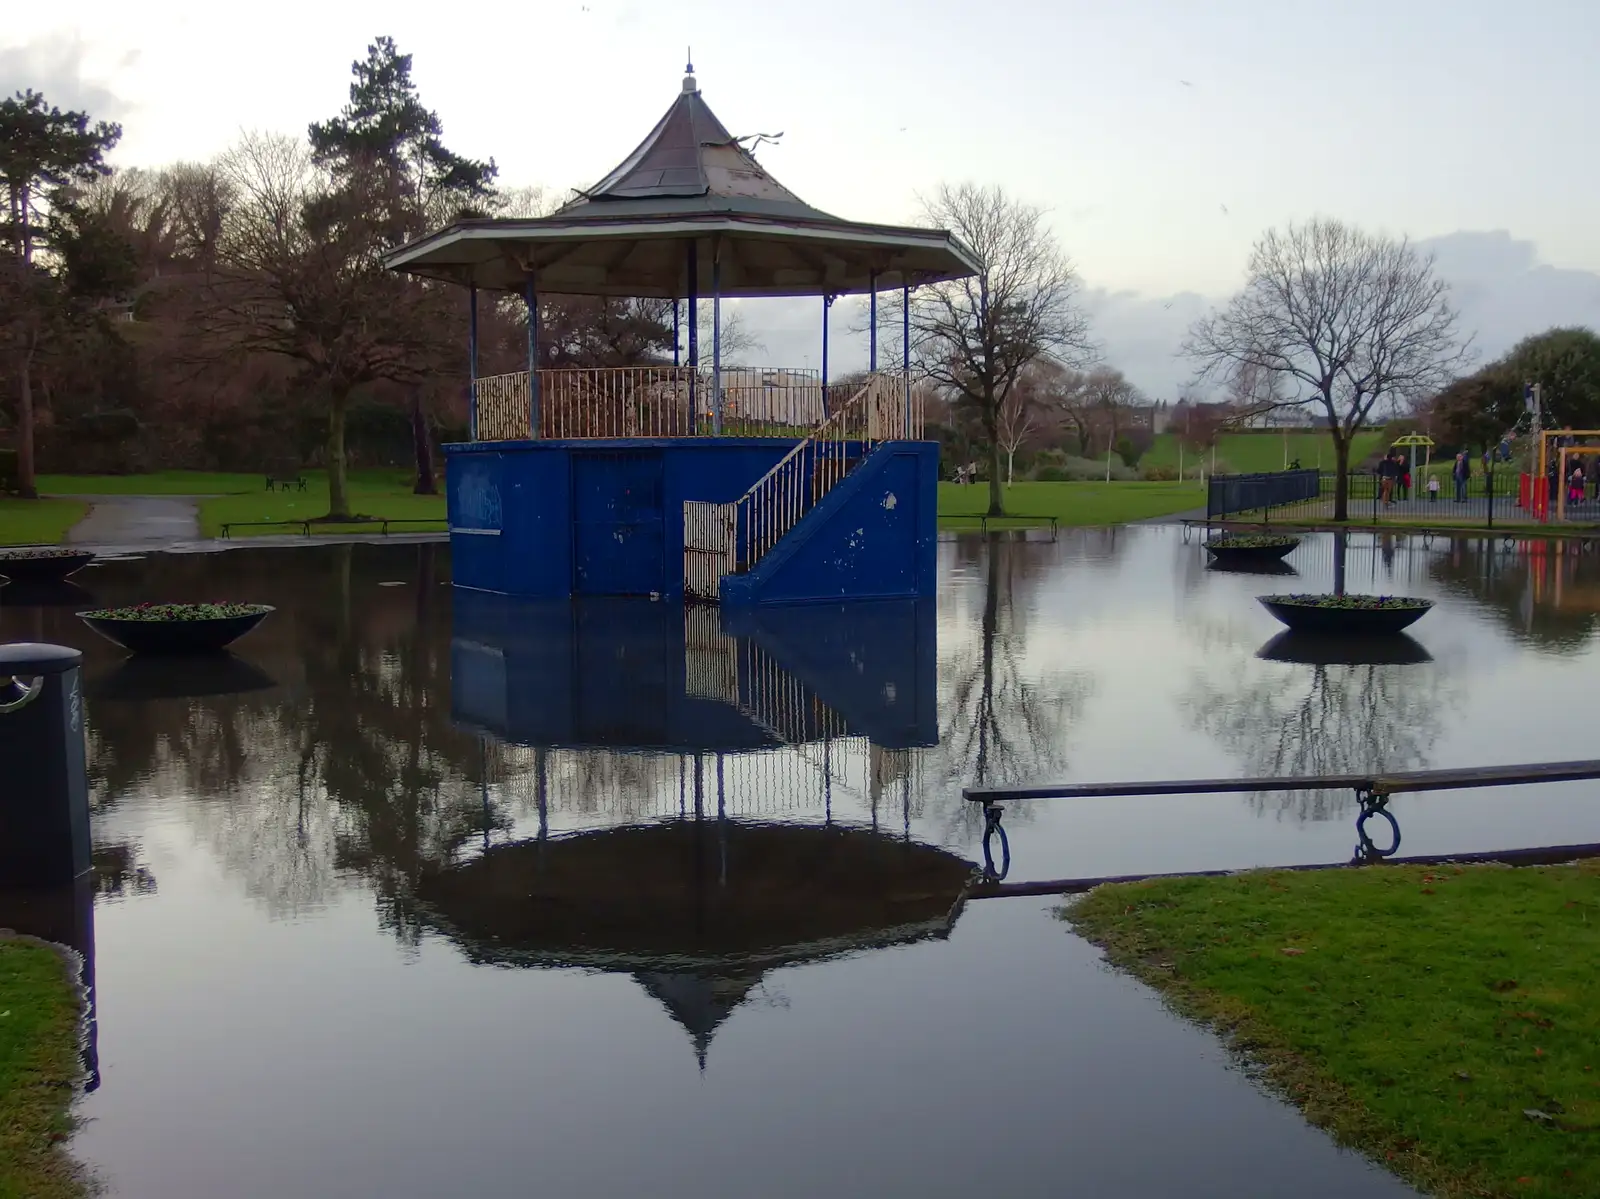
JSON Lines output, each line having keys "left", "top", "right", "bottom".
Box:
{"left": 0, "top": 644, "right": 90, "bottom": 888}
{"left": 1487, "top": 455, "right": 1495, "bottom": 529}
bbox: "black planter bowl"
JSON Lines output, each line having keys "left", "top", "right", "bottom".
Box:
{"left": 77, "top": 605, "right": 274, "bottom": 655}
{"left": 1258, "top": 595, "right": 1433, "bottom": 636}
{"left": 0, "top": 549, "right": 96, "bottom": 583}
{"left": 89, "top": 655, "right": 278, "bottom": 702}
{"left": 1204, "top": 536, "right": 1301, "bottom": 566}
{"left": 1257, "top": 630, "right": 1432, "bottom": 666}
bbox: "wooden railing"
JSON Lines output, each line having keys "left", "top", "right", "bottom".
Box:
{"left": 469, "top": 366, "right": 916, "bottom": 443}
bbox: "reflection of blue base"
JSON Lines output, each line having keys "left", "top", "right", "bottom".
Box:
{"left": 443, "top": 438, "right": 937, "bottom": 603}
{"left": 451, "top": 592, "right": 936, "bottom": 750}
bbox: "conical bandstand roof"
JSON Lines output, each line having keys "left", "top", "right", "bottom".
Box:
{"left": 385, "top": 70, "right": 980, "bottom": 298}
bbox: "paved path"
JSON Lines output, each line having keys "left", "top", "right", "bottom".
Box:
{"left": 49, "top": 493, "right": 449, "bottom": 555}
{"left": 63, "top": 495, "right": 203, "bottom": 547}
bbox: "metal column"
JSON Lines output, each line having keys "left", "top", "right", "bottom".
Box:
{"left": 902, "top": 284, "right": 912, "bottom": 437}
{"left": 712, "top": 248, "right": 723, "bottom": 434}
{"left": 524, "top": 277, "right": 540, "bottom": 437}
{"left": 687, "top": 242, "right": 699, "bottom": 426}
{"left": 821, "top": 294, "right": 834, "bottom": 415}
{"left": 468, "top": 284, "right": 480, "bottom": 440}
{"left": 868, "top": 271, "right": 878, "bottom": 371}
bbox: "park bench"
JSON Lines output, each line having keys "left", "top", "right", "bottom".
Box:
{"left": 265, "top": 461, "right": 307, "bottom": 492}
{"left": 220, "top": 516, "right": 448, "bottom": 539}
{"left": 941, "top": 512, "right": 1061, "bottom": 538}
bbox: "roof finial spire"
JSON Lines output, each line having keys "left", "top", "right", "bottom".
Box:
{"left": 683, "top": 48, "right": 698, "bottom": 94}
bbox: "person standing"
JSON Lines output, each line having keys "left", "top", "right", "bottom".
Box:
{"left": 1453, "top": 450, "right": 1470, "bottom": 502}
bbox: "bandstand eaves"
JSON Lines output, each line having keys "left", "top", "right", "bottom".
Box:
{"left": 383, "top": 209, "right": 981, "bottom": 298}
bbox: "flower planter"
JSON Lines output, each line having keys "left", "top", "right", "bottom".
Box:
{"left": 1257, "top": 630, "right": 1432, "bottom": 666}
{"left": 1204, "top": 535, "right": 1300, "bottom": 566}
{"left": 0, "top": 548, "right": 95, "bottom": 583}
{"left": 77, "top": 603, "right": 274, "bottom": 655}
{"left": 1258, "top": 594, "right": 1433, "bottom": 636}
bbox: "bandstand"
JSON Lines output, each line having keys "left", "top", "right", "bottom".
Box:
{"left": 385, "top": 63, "right": 979, "bottom": 604}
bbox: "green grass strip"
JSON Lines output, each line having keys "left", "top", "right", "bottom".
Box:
{"left": 0, "top": 499, "right": 89, "bottom": 546}
{"left": 1065, "top": 862, "right": 1600, "bottom": 1199}
{"left": 0, "top": 939, "right": 86, "bottom": 1199}
{"left": 937, "top": 481, "right": 1202, "bottom": 526}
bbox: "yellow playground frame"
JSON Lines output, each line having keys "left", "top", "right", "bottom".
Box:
{"left": 1536, "top": 430, "right": 1600, "bottom": 520}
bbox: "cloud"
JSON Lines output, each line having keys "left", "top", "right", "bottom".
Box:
{"left": 0, "top": 34, "right": 133, "bottom": 123}
{"left": 672, "top": 231, "right": 1600, "bottom": 401}
{"left": 1093, "top": 231, "right": 1600, "bottom": 400}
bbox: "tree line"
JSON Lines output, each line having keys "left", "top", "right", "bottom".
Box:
{"left": 0, "top": 37, "right": 680, "bottom": 515}
{"left": 5, "top": 36, "right": 1588, "bottom": 523}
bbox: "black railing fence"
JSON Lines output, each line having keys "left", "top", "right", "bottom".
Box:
{"left": 1206, "top": 469, "right": 1320, "bottom": 520}
{"left": 1206, "top": 466, "right": 1549, "bottom": 528}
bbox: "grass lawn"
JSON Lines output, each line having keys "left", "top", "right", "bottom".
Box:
{"left": 1066, "top": 863, "right": 1600, "bottom": 1199}
{"left": 938, "top": 480, "right": 1203, "bottom": 526}
{"left": 1143, "top": 430, "right": 1387, "bottom": 475}
{"left": 0, "top": 498, "right": 89, "bottom": 546}
{"left": 197, "top": 475, "right": 445, "bottom": 538}
{"left": 0, "top": 939, "right": 86, "bottom": 1199}
{"left": 31, "top": 470, "right": 442, "bottom": 538}
{"left": 37, "top": 471, "right": 265, "bottom": 496}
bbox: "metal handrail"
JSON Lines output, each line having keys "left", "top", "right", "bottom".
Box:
{"left": 730, "top": 370, "right": 909, "bottom": 571}
{"left": 964, "top": 758, "right": 1600, "bottom": 804}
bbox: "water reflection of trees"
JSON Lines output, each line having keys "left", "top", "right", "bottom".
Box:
{"left": 925, "top": 536, "right": 1095, "bottom": 841}
{"left": 1184, "top": 631, "right": 1458, "bottom": 821}
{"left": 26, "top": 535, "right": 1100, "bottom": 928}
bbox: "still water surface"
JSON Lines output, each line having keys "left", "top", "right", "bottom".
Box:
{"left": 6, "top": 526, "right": 1598, "bottom": 1198}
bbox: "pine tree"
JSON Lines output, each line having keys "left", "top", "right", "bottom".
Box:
{"left": 0, "top": 91, "right": 122, "bottom": 496}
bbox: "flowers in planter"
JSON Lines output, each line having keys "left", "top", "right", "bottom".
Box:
{"left": 1205, "top": 535, "right": 1300, "bottom": 549}
{"left": 79, "top": 602, "right": 273, "bottom": 622}
{"left": 1262, "top": 594, "right": 1432, "bottom": 610}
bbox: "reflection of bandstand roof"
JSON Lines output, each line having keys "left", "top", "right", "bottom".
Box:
{"left": 385, "top": 68, "right": 980, "bottom": 297}
{"left": 415, "top": 820, "right": 973, "bottom": 1066}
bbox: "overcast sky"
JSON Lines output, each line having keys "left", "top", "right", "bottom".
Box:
{"left": 5, "top": 0, "right": 1599, "bottom": 395}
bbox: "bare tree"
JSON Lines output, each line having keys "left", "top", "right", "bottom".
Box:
{"left": 1185, "top": 217, "right": 1469, "bottom": 520}
{"left": 1223, "top": 359, "right": 1289, "bottom": 420}
{"left": 995, "top": 371, "right": 1042, "bottom": 482}
{"left": 200, "top": 132, "right": 451, "bottom": 519}
{"left": 906, "top": 183, "right": 1094, "bottom": 515}
{"left": 1084, "top": 367, "right": 1142, "bottom": 456}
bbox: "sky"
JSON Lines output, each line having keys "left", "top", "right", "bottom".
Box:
{"left": 4, "top": 0, "right": 1599, "bottom": 397}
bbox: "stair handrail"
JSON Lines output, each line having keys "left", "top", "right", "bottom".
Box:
{"left": 729, "top": 372, "right": 900, "bottom": 571}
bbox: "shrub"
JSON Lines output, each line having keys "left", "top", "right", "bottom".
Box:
{"left": 1032, "top": 455, "right": 1139, "bottom": 482}
{"left": 1142, "top": 464, "right": 1179, "bottom": 481}
{"left": 0, "top": 449, "right": 17, "bottom": 494}
{"left": 1114, "top": 432, "right": 1152, "bottom": 468}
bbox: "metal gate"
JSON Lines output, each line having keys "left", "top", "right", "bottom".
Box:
{"left": 683, "top": 500, "right": 735, "bottom": 601}
{"left": 571, "top": 451, "right": 665, "bottom": 595}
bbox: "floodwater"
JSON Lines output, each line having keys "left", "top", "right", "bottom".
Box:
{"left": 5, "top": 526, "right": 1598, "bottom": 1198}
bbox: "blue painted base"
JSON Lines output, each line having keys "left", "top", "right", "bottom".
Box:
{"left": 451, "top": 592, "right": 936, "bottom": 751}
{"left": 444, "top": 438, "right": 938, "bottom": 604}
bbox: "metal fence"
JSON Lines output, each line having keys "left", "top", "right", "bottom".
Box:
{"left": 1207, "top": 466, "right": 1542, "bottom": 528}
{"left": 1206, "top": 469, "right": 1320, "bottom": 519}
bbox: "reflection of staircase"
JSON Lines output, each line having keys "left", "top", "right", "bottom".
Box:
{"left": 682, "top": 607, "right": 847, "bottom": 743}
{"left": 683, "top": 373, "right": 905, "bottom": 601}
